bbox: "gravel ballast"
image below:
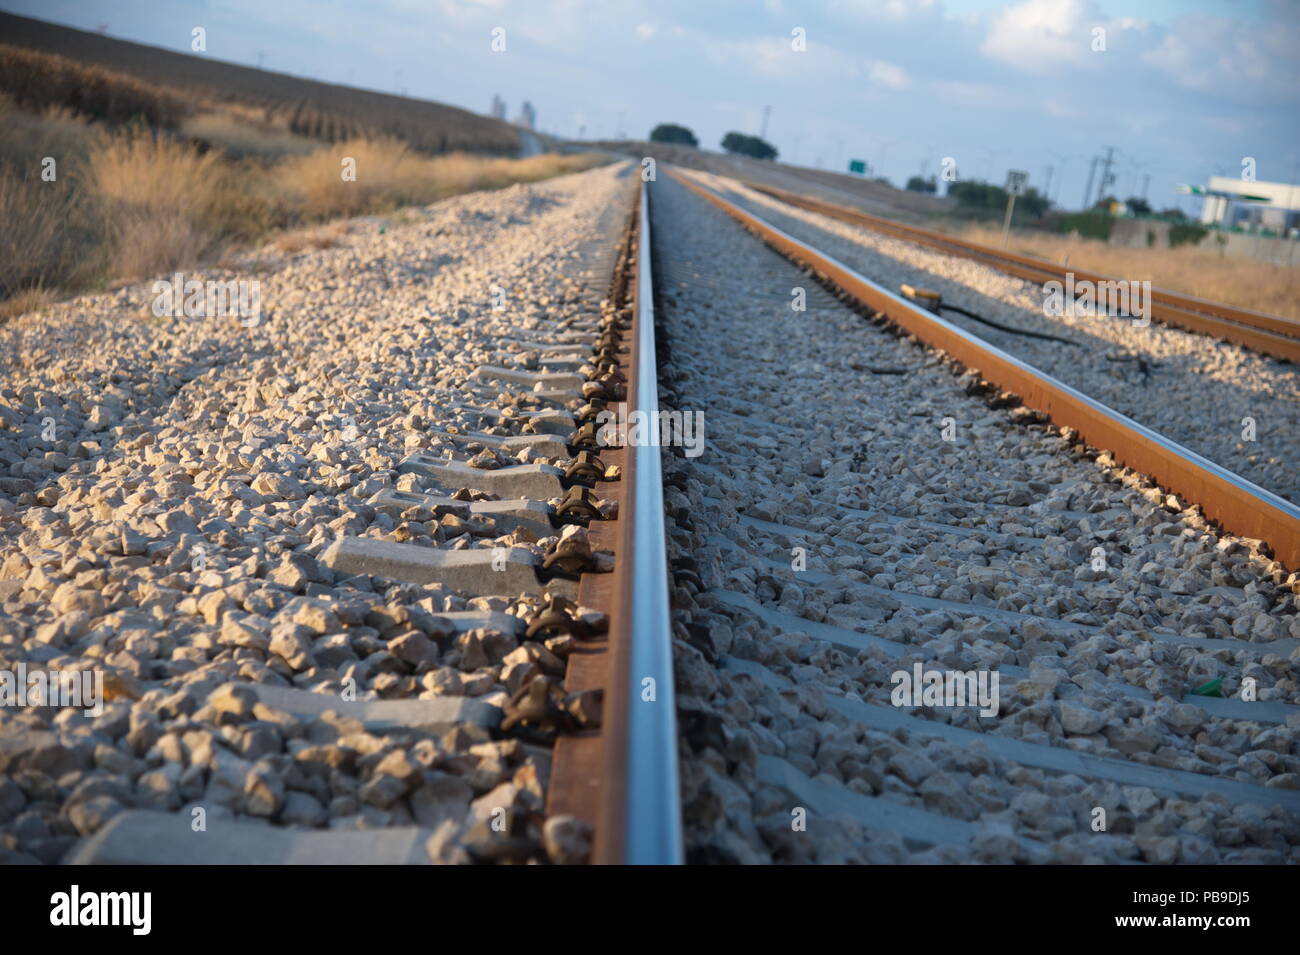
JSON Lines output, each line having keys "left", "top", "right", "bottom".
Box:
{"left": 0, "top": 160, "right": 635, "bottom": 865}
{"left": 651, "top": 173, "right": 1300, "bottom": 864}
{"left": 691, "top": 171, "right": 1300, "bottom": 508}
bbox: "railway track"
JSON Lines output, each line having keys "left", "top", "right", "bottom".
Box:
{"left": 653, "top": 168, "right": 1299, "bottom": 863}
{"left": 670, "top": 169, "right": 1300, "bottom": 573}
{"left": 4, "top": 159, "right": 1297, "bottom": 865}
{"left": 4, "top": 164, "right": 682, "bottom": 865}
{"left": 744, "top": 181, "right": 1300, "bottom": 365}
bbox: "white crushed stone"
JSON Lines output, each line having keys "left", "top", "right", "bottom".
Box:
{"left": 0, "top": 161, "right": 633, "bottom": 864}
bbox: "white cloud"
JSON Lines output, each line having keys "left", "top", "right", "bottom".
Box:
{"left": 1141, "top": 15, "right": 1300, "bottom": 100}
{"left": 636, "top": 22, "right": 657, "bottom": 40}
{"left": 709, "top": 34, "right": 861, "bottom": 80}
{"left": 981, "top": 0, "right": 1091, "bottom": 74}
{"left": 867, "top": 60, "right": 909, "bottom": 90}
{"left": 828, "top": 0, "right": 936, "bottom": 21}
{"left": 1141, "top": 32, "right": 1206, "bottom": 90}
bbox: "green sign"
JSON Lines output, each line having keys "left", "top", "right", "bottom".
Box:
{"left": 848, "top": 159, "right": 866, "bottom": 174}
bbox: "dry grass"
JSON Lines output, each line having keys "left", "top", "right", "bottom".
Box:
{"left": 0, "top": 103, "right": 102, "bottom": 297}
{"left": 273, "top": 139, "right": 606, "bottom": 220}
{"left": 86, "top": 128, "right": 232, "bottom": 278}
{"left": 0, "top": 286, "right": 54, "bottom": 322}
{"left": 0, "top": 104, "right": 608, "bottom": 318}
{"left": 182, "top": 110, "right": 320, "bottom": 162}
{"left": 0, "top": 42, "right": 188, "bottom": 128}
{"left": 961, "top": 224, "right": 1300, "bottom": 321}
{"left": 270, "top": 229, "right": 342, "bottom": 254}
{"left": 0, "top": 95, "right": 95, "bottom": 167}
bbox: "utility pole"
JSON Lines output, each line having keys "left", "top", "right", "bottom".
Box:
{"left": 1141, "top": 173, "right": 1150, "bottom": 203}
{"left": 1289, "top": 158, "right": 1299, "bottom": 266}
{"left": 1097, "top": 145, "right": 1117, "bottom": 206}
{"left": 1083, "top": 156, "right": 1099, "bottom": 209}
{"left": 760, "top": 105, "right": 771, "bottom": 140}
{"left": 1001, "top": 192, "right": 1017, "bottom": 247}
{"left": 1001, "top": 171, "right": 1027, "bottom": 248}
{"left": 1049, "top": 151, "right": 1072, "bottom": 204}
{"left": 1044, "top": 165, "right": 1054, "bottom": 203}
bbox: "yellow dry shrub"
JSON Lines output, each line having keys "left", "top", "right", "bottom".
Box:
{"left": 274, "top": 139, "right": 608, "bottom": 220}
{"left": 86, "top": 128, "right": 232, "bottom": 279}
{"left": 961, "top": 223, "right": 1300, "bottom": 321}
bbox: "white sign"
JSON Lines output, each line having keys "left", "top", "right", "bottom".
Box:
{"left": 1005, "top": 170, "right": 1028, "bottom": 196}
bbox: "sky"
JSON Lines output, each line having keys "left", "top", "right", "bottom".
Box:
{"left": 5, "top": 0, "right": 1299, "bottom": 214}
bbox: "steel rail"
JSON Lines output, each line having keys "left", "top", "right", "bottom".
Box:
{"left": 743, "top": 181, "right": 1300, "bottom": 363}
{"left": 595, "top": 178, "right": 684, "bottom": 864}
{"left": 670, "top": 167, "right": 1300, "bottom": 572}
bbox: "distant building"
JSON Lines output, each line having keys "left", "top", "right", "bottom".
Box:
{"left": 1198, "top": 176, "right": 1300, "bottom": 234}
{"left": 490, "top": 94, "right": 506, "bottom": 120}
{"left": 513, "top": 101, "right": 536, "bottom": 131}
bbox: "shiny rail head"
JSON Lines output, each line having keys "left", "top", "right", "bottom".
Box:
{"left": 597, "top": 178, "right": 684, "bottom": 865}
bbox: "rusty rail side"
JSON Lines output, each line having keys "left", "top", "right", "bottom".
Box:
{"left": 547, "top": 174, "right": 682, "bottom": 865}
{"left": 744, "top": 181, "right": 1300, "bottom": 363}
{"left": 544, "top": 184, "right": 638, "bottom": 856}
{"left": 590, "top": 178, "right": 683, "bottom": 865}
{"left": 671, "top": 168, "right": 1300, "bottom": 572}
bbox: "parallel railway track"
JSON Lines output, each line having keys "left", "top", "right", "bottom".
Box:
{"left": 670, "top": 169, "right": 1300, "bottom": 574}
{"left": 744, "top": 181, "right": 1300, "bottom": 364}
{"left": 652, "top": 168, "right": 1299, "bottom": 863}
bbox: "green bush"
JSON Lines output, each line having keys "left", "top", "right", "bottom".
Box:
{"left": 649, "top": 123, "right": 697, "bottom": 147}
{"left": 1169, "top": 222, "right": 1209, "bottom": 248}
{"left": 949, "top": 180, "right": 1050, "bottom": 221}
{"left": 720, "top": 131, "right": 777, "bottom": 160}
{"left": 1060, "top": 211, "right": 1113, "bottom": 241}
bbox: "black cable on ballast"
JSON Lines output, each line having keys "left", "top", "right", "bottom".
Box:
{"left": 938, "top": 303, "right": 1080, "bottom": 346}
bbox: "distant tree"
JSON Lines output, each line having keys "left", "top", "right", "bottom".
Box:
{"left": 873, "top": 176, "right": 892, "bottom": 187}
{"left": 1159, "top": 206, "right": 1187, "bottom": 221}
{"left": 1093, "top": 194, "right": 1119, "bottom": 211}
{"left": 949, "top": 180, "right": 1005, "bottom": 212}
{"left": 1014, "top": 186, "right": 1051, "bottom": 218}
{"left": 906, "top": 175, "right": 937, "bottom": 194}
{"left": 1126, "top": 196, "right": 1152, "bottom": 215}
{"left": 1169, "top": 221, "right": 1209, "bottom": 248}
{"left": 720, "top": 131, "right": 778, "bottom": 161}
{"left": 950, "top": 180, "right": 1050, "bottom": 219}
{"left": 649, "top": 123, "right": 698, "bottom": 147}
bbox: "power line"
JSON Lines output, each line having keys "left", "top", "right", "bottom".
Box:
{"left": 1097, "top": 145, "right": 1117, "bottom": 202}
{"left": 1083, "top": 156, "right": 1099, "bottom": 209}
